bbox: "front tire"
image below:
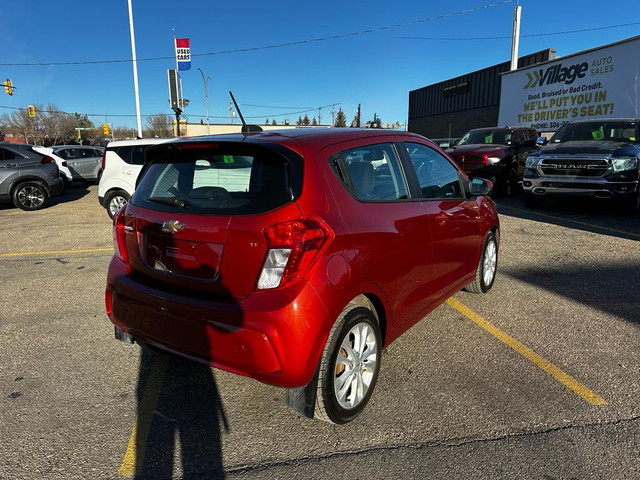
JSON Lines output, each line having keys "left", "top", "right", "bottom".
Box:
{"left": 105, "top": 190, "right": 130, "bottom": 219}
{"left": 504, "top": 168, "right": 519, "bottom": 197}
{"left": 465, "top": 231, "right": 498, "bottom": 294}
{"left": 12, "top": 182, "right": 48, "bottom": 211}
{"left": 315, "top": 305, "right": 382, "bottom": 424}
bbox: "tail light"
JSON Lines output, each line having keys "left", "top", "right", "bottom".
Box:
{"left": 257, "top": 218, "right": 333, "bottom": 290}
{"left": 113, "top": 210, "right": 131, "bottom": 264}
{"left": 41, "top": 155, "right": 54, "bottom": 164}
{"left": 101, "top": 149, "right": 107, "bottom": 170}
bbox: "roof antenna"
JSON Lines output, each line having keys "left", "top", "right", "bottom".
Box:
{"left": 229, "top": 91, "right": 263, "bottom": 133}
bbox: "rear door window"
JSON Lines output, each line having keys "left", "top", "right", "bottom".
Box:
{"left": 133, "top": 143, "right": 299, "bottom": 215}
{"left": 330, "top": 143, "right": 408, "bottom": 201}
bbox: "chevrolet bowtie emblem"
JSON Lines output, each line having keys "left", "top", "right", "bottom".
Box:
{"left": 162, "top": 220, "right": 185, "bottom": 233}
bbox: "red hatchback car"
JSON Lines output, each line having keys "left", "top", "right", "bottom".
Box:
{"left": 106, "top": 128, "right": 500, "bottom": 424}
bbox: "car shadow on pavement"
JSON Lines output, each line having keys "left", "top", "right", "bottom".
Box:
{"left": 501, "top": 261, "right": 640, "bottom": 327}
{"left": 130, "top": 345, "right": 229, "bottom": 479}
{"left": 494, "top": 196, "right": 640, "bottom": 242}
{"left": 49, "top": 184, "right": 92, "bottom": 207}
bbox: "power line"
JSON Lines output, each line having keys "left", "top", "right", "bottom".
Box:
{"left": 0, "top": 103, "right": 340, "bottom": 122}
{"left": 0, "top": 1, "right": 516, "bottom": 67}
{"left": 395, "top": 20, "right": 640, "bottom": 41}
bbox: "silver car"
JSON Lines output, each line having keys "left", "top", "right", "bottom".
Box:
{"left": 51, "top": 145, "right": 104, "bottom": 183}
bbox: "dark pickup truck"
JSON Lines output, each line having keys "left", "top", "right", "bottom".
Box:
{"left": 523, "top": 119, "right": 640, "bottom": 213}
{"left": 446, "top": 126, "right": 539, "bottom": 196}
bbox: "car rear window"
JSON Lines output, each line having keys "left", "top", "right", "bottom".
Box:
{"left": 132, "top": 142, "right": 302, "bottom": 215}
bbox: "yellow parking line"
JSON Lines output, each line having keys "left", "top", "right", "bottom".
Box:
{"left": 119, "top": 354, "right": 169, "bottom": 478}
{"left": 0, "top": 247, "right": 113, "bottom": 257}
{"left": 499, "top": 204, "right": 640, "bottom": 240}
{"left": 447, "top": 298, "right": 608, "bottom": 406}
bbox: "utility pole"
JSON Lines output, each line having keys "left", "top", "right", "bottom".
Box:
{"left": 127, "top": 0, "right": 143, "bottom": 138}
{"left": 510, "top": 2, "right": 522, "bottom": 71}
{"left": 197, "top": 67, "right": 211, "bottom": 134}
{"left": 357, "top": 104, "right": 361, "bottom": 128}
{"left": 318, "top": 107, "right": 321, "bottom": 126}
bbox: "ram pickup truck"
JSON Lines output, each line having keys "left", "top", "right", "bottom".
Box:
{"left": 523, "top": 119, "right": 640, "bottom": 213}
{"left": 446, "top": 126, "right": 539, "bottom": 196}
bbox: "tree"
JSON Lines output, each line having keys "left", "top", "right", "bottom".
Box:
{"left": 367, "top": 113, "right": 382, "bottom": 128}
{"left": 312, "top": 117, "right": 318, "bottom": 126}
{"left": 271, "top": 119, "right": 277, "bottom": 126}
{"left": 144, "top": 113, "right": 172, "bottom": 138}
{"left": 302, "top": 114, "right": 310, "bottom": 126}
{"left": 334, "top": 108, "right": 347, "bottom": 128}
{"left": 296, "top": 115, "right": 303, "bottom": 126}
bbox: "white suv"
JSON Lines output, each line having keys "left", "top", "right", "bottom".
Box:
{"left": 98, "top": 138, "right": 170, "bottom": 218}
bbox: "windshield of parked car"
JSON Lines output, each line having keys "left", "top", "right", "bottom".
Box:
{"left": 457, "top": 130, "right": 515, "bottom": 146}
{"left": 549, "top": 122, "right": 637, "bottom": 143}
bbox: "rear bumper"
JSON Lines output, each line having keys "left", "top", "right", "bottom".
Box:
{"left": 98, "top": 195, "right": 105, "bottom": 207}
{"left": 106, "top": 256, "right": 330, "bottom": 388}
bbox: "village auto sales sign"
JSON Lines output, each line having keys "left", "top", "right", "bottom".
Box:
{"left": 498, "top": 36, "right": 640, "bottom": 131}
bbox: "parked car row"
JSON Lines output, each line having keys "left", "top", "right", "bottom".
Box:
{"left": 0, "top": 143, "right": 64, "bottom": 210}
{"left": 438, "top": 119, "right": 639, "bottom": 215}
{"left": 0, "top": 142, "right": 105, "bottom": 211}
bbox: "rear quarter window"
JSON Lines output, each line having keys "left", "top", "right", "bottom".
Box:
{"left": 133, "top": 143, "right": 301, "bottom": 215}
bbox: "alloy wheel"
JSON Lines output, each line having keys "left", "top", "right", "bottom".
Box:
{"left": 333, "top": 322, "right": 379, "bottom": 409}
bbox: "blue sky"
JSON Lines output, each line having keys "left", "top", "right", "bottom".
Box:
{"left": 1, "top": 0, "right": 638, "bottom": 130}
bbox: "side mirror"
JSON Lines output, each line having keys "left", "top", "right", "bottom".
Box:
{"left": 470, "top": 178, "right": 493, "bottom": 196}
{"left": 536, "top": 136, "right": 548, "bottom": 146}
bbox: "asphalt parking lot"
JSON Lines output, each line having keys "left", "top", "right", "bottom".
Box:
{"left": 1, "top": 185, "right": 639, "bottom": 479}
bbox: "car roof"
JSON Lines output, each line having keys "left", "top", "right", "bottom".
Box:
{"left": 559, "top": 118, "right": 639, "bottom": 124}
{"left": 53, "top": 145, "right": 103, "bottom": 149}
{"left": 467, "top": 126, "right": 526, "bottom": 133}
{"left": 166, "top": 128, "right": 426, "bottom": 151}
{"left": 106, "top": 138, "right": 172, "bottom": 148}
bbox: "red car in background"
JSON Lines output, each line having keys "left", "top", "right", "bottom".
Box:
{"left": 106, "top": 128, "right": 499, "bottom": 424}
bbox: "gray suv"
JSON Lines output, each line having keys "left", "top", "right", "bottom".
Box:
{"left": 0, "top": 144, "right": 64, "bottom": 210}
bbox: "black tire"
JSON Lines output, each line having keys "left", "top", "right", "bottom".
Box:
{"left": 523, "top": 192, "right": 543, "bottom": 208}
{"left": 105, "top": 190, "right": 130, "bottom": 219}
{"left": 504, "top": 168, "right": 519, "bottom": 197}
{"left": 465, "top": 231, "right": 498, "bottom": 294}
{"left": 315, "top": 304, "right": 382, "bottom": 424}
{"left": 12, "top": 182, "right": 48, "bottom": 211}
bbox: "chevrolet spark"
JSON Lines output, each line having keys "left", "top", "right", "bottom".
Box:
{"left": 106, "top": 128, "right": 499, "bottom": 424}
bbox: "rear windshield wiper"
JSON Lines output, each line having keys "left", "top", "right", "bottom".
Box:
{"left": 147, "top": 197, "right": 190, "bottom": 209}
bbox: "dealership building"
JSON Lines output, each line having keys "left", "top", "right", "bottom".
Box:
{"left": 408, "top": 35, "right": 640, "bottom": 139}
{"left": 407, "top": 49, "right": 556, "bottom": 139}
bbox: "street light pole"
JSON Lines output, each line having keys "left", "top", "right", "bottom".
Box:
{"left": 127, "top": 0, "right": 143, "bottom": 138}
{"left": 197, "top": 67, "right": 211, "bottom": 135}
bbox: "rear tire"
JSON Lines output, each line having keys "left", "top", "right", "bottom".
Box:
{"left": 105, "top": 190, "right": 130, "bottom": 219}
{"left": 12, "top": 182, "right": 48, "bottom": 211}
{"left": 315, "top": 304, "right": 382, "bottom": 424}
{"left": 465, "top": 231, "right": 498, "bottom": 294}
